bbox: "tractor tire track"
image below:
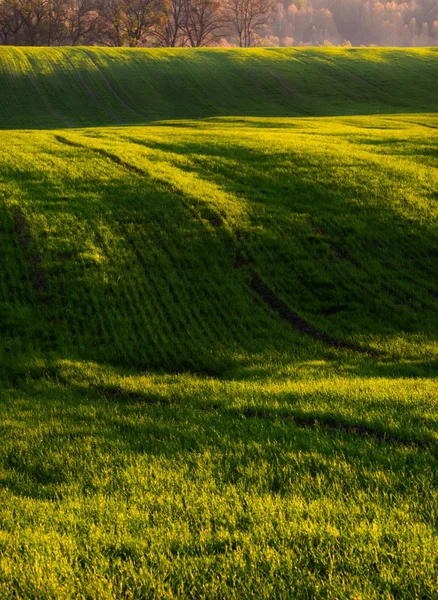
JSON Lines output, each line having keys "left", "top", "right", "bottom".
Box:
{"left": 55, "top": 135, "right": 225, "bottom": 229}
{"left": 27, "top": 73, "right": 74, "bottom": 128}
{"left": 80, "top": 49, "right": 142, "bottom": 118}
{"left": 236, "top": 256, "right": 380, "bottom": 356}
{"left": 65, "top": 57, "right": 123, "bottom": 124}
{"left": 55, "top": 135, "right": 144, "bottom": 174}
{"left": 270, "top": 71, "right": 315, "bottom": 115}
{"left": 240, "top": 407, "right": 433, "bottom": 451}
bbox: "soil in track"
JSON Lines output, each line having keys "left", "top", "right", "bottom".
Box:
{"left": 247, "top": 268, "right": 380, "bottom": 356}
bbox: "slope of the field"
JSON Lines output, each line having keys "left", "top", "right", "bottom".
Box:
{"left": 0, "top": 47, "right": 437, "bottom": 128}
{"left": 0, "top": 48, "right": 438, "bottom": 598}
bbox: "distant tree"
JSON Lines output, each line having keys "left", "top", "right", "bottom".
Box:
{"left": 1, "top": 0, "right": 437, "bottom": 47}
{"left": 226, "top": 0, "right": 276, "bottom": 46}
{"left": 99, "top": 0, "right": 162, "bottom": 46}
{"left": 15, "top": 0, "right": 51, "bottom": 45}
{"left": 65, "top": 0, "right": 100, "bottom": 45}
{"left": 183, "top": 0, "right": 227, "bottom": 46}
{"left": 45, "top": 0, "right": 71, "bottom": 45}
{"left": 272, "top": 1, "right": 285, "bottom": 45}
{"left": 154, "top": 0, "right": 186, "bottom": 46}
{"left": 0, "top": 0, "right": 24, "bottom": 44}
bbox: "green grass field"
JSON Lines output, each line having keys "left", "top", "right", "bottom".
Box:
{"left": 0, "top": 47, "right": 437, "bottom": 599}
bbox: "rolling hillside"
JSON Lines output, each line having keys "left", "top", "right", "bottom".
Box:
{"left": 0, "top": 48, "right": 437, "bottom": 598}
{"left": 0, "top": 47, "right": 437, "bottom": 128}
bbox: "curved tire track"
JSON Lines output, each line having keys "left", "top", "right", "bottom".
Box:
{"left": 240, "top": 407, "right": 433, "bottom": 451}
{"left": 236, "top": 256, "right": 380, "bottom": 356}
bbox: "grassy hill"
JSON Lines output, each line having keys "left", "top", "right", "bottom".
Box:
{"left": 0, "top": 47, "right": 437, "bottom": 128}
{"left": 0, "top": 47, "right": 437, "bottom": 598}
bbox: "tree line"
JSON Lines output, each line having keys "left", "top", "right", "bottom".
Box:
{"left": 0, "top": 0, "right": 437, "bottom": 47}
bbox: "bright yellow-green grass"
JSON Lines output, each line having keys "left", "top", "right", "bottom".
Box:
{"left": 0, "top": 48, "right": 437, "bottom": 599}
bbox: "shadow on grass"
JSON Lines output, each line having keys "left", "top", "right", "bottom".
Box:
{"left": 120, "top": 134, "right": 437, "bottom": 337}
{"left": 0, "top": 365, "right": 437, "bottom": 502}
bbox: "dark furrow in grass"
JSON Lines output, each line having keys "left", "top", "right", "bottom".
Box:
{"left": 119, "top": 136, "right": 228, "bottom": 230}
{"left": 249, "top": 270, "right": 379, "bottom": 356}
{"left": 64, "top": 58, "right": 122, "bottom": 125}
{"left": 55, "top": 135, "right": 145, "bottom": 175}
{"left": 14, "top": 206, "right": 49, "bottom": 300}
{"left": 269, "top": 71, "right": 315, "bottom": 115}
{"left": 240, "top": 407, "right": 434, "bottom": 451}
{"left": 92, "top": 384, "right": 168, "bottom": 405}
{"left": 26, "top": 73, "right": 74, "bottom": 128}
{"left": 238, "top": 259, "right": 380, "bottom": 356}
{"left": 392, "top": 117, "right": 438, "bottom": 130}
{"left": 328, "top": 243, "right": 362, "bottom": 269}
{"left": 80, "top": 49, "right": 142, "bottom": 119}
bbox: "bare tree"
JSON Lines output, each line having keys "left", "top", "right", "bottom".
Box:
{"left": 45, "top": 0, "right": 71, "bottom": 45}
{"left": 0, "top": 0, "right": 24, "bottom": 44}
{"left": 14, "top": 0, "right": 50, "bottom": 45}
{"left": 183, "top": 0, "right": 227, "bottom": 47}
{"left": 100, "top": 0, "right": 162, "bottom": 46}
{"left": 1, "top": 0, "right": 437, "bottom": 47}
{"left": 65, "top": 0, "right": 99, "bottom": 45}
{"left": 154, "top": 0, "right": 185, "bottom": 46}
{"left": 226, "top": 0, "right": 280, "bottom": 47}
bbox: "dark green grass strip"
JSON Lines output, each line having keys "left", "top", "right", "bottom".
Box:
{"left": 79, "top": 49, "right": 141, "bottom": 119}
{"left": 54, "top": 135, "right": 143, "bottom": 174}
{"left": 14, "top": 206, "right": 48, "bottom": 298}
{"left": 64, "top": 56, "right": 122, "bottom": 125}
